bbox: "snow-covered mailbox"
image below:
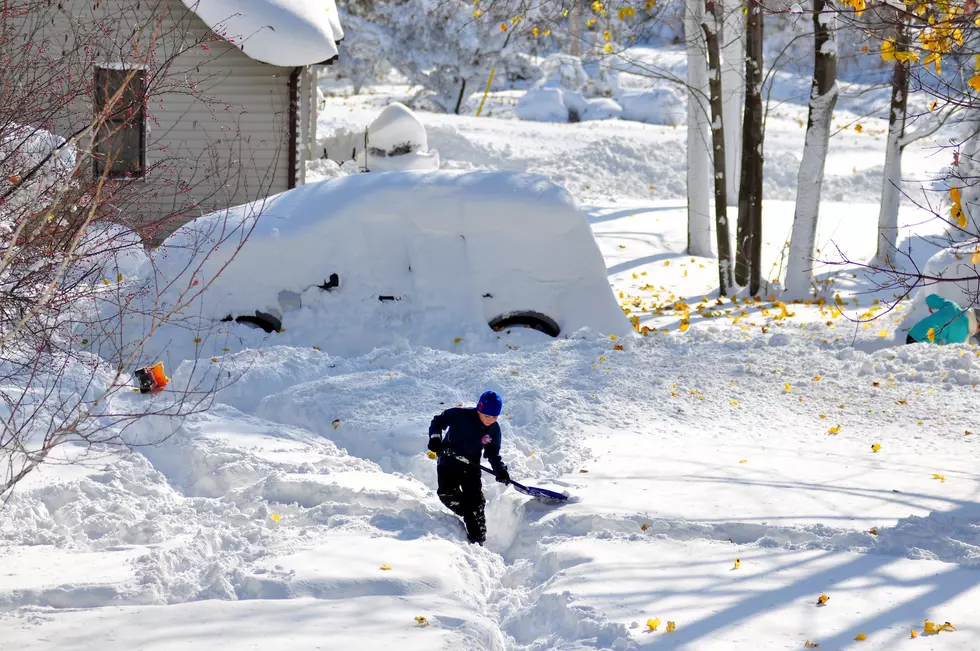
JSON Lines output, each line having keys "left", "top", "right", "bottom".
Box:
{"left": 146, "top": 171, "right": 630, "bottom": 356}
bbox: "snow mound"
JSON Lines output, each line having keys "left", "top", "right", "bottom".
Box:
{"left": 367, "top": 102, "right": 427, "bottom": 155}
{"left": 619, "top": 88, "right": 686, "bottom": 125}
{"left": 181, "top": 0, "right": 343, "bottom": 66}
{"left": 583, "top": 97, "right": 623, "bottom": 121}
{"left": 515, "top": 88, "right": 571, "bottom": 122}
{"left": 116, "top": 170, "right": 629, "bottom": 363}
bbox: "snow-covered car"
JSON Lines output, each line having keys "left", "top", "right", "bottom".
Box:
{"left": 127, "top": 170, "right": 629, "bottom": 360}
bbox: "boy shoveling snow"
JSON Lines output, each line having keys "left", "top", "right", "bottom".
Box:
{"left": 428, "top": 390, "right": 510, "bottom": 545}
{"left": 906, "top": 294, "right": 979, "bottom": 345}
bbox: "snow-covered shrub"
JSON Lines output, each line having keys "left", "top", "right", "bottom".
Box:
{"left": 620, "top": 88, "right": 686, "bottom": 125}
{"left": 365, "top": 0, "right": 555, "bottom": 113}
{"left": 515, "top": 88, "right": 571, "bottom": 122}
{"left": 582, "top": 97, "right": 623, "bottom": 121}
{"left": 539, "top": 54, "right": 590, "bottom": 94}
{"left": 367, "top": 102, "right": 427, "bottom": 157}
{"left": 582, "top": 55, "right": 622, "bottom": 98}
{"left": 321, "top": 13, "right": 391, "bottom": 93}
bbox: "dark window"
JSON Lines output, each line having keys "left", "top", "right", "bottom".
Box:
{"left": 93, "top": 67, "right": 146, "bottom": 178}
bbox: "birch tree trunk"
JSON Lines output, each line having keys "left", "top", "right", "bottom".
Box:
{"left": 722, "top": 0, "right": 745, "bottom": 205}
{"left": 571, "top": 0, "right": 581, "bottom": 57}
{"left": 703, "top": 0, "right": 736, "bottom": 295}
{"left": 686, "top": 0, "right": 713, "bottom": 257}
{"left": 875, "top": 19, "right": 910, "bottom": 262}
{"left": 736, "top": 0, "right": 763, "bottom": 293}
{"left": 785, "top": 0, "right": 838, "bottom": 298}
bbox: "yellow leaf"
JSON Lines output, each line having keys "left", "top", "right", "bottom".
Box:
{"left": 817, "top": 593, "right": 830, "bottom": 605}
{"left": 499, "top": 23, "right": 507, "bottom": 31}
{"left": 924, "top": 620, "right": 937, "bottom": 634}
{"left": 193, "top": 337, "right": 202, "bottom": 344}
{"left": 380, "top": 564, "right": 392, "bottom": 570}
{"left": 427, "top": 451, "right": 437, "bottom": 460}
{"left": 805, "top": 642, "right": 820, "bottom": 648}
{"left": 927, "top": 327, "right": 936, "bottom": 343}
{"left": 932, "top": 473, "right": 946, "bottom": 482}
{"left": 739, "top": 459, "right": 748, "bottom": 463}
{"left": 117, "top": 272, "right": 123, "bottom": 282}
{"left": 415, "top": 616, "right": 430, "bottom": 627}
{"left": 610, "top": 334, "right": 617, "bottom": 341}
{"left": 647, "top": 618, "right": 661, "bottom": 631}
{"left": 784, "top": 383, "right": 791, "bottom": 392}
{"left": 812, "top": 375, "right": 821, "bottom": 381}
{"left": 854, "top": 124, "right": 863, "bottom": 133}
{"left": 819, "top": 414, "right": 826, "bottom": 419}
{"left": 854, "top": 633, "right": 867, "bottom": 641}
{"left": 828, "top": 425, "right": 841, "bottom": 434}
{"left": 930, "top": 99, "right": 938, "bottom": 112}
{"left": 734, "top": 558, "right": 740, "bottom": 569}
{"left": 730, "top": 399, "right": 739, "bottom": 405}
{"left": 666, "top": 621, "right": 676, "bottom": 632}
{"left": 271, "top": 514, "right": 281, "bottom": 521}
{"left": 880, "top": 38, "right": 896, "bottom": 61}
{"left": 453, "top": 337, "right": 463, "bottom": 344}
{"left": 871, "top": 443, "right": 881, "bottom": 452}
{"left": 664, "top": 260, "right": 671, "bottom": 266}
{"left": 877, "top": 329, "right": 888, "bottom": 337}
{"left": 972, "top": 250, "right": 980, "bottom": 264}
{"left": 679, "top": 320, "right": 690, "bottom": 332}
{"left": 103, "top": 278, "right": 110, "bottom": 285}
{"left": 603, "top": 43, "right": 613, "bottom": 53}
{"left": 938, "top": 622, "right": 957, "bottom": 632}
{"left": 910, "top": 629, "right": 918, "bottom": 638}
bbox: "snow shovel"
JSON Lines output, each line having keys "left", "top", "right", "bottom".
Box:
{"left": 441, "top": 453, "right": 568, "bottom": 503}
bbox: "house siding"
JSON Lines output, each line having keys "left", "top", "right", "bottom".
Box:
{"left": 13, "top": 0, "right": 311, "bottom": 242}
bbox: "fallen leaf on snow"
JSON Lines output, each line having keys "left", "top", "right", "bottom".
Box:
{"left": 415, "top": 616, "right": 430, "bottom": 627}
{"left": 868, "top": 528, "right": 878, "bottom": 535}
{"left": 805, "top": 641, "right": 820, "bottom": 648}
{"left": 739, "top": 459, "right": 748, "bottom": 463}
{"left": 270, "top": 514, "right": 281, "bottom": 521}
{"left": 932, "top": 474, "right": 946, "bottom": 482}
{"left": 641, "top": 524, "right": 649, "bottom": 531}
{"left": 817, "top": 594, "right": 830, "bottom": 606}
{"left": 666, "top": 621, "right": 676, "bottom": 632}
{"left": 828, "top": 425, "right": 841, "bottom": 434}
{"left": 871, "top": 444, "right": 881, "bottom": 452}
{"left": 854, "top": 633, "right": 867, "bottom": 641}
{"left": 734, "top": 558, "right": 740, "bottom": 569}
{"left": 579, "top": 469, "right": 589, "bottom": 473}
{"left": 910, "top": 629, "right": 918, "bottom": 638}
{"left": 380, "top": 564, "right": 392, "bottom": 571}
{"left": 646, "top": 618, "right": 661, "bottom": 631}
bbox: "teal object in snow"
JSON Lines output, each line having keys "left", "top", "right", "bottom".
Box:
{"left": 907, "top": 294, "right": 978, "bottom": 344}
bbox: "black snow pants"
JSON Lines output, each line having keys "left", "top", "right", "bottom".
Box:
{"left": 437, "top": 461, "right": 486, "bottom": 544}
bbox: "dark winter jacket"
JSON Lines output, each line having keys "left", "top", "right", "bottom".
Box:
{"left": 429, "top": 407, "right": 505, "bottom": 473}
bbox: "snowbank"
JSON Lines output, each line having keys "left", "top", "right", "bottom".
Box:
{"left": 181, "top": 0, "right": 343, "bottom": 66}
{"left": 114, "top": 170, "right": 628, "bottom": 363}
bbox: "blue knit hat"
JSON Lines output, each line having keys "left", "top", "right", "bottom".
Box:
{"left": 477, "top": 390, "right": 503, "bottom": 417}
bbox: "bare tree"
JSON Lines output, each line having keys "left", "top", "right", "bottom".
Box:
{"left": 736, "top": 0, "right": 764, "bottom": 293}
{"left": 785, "top": 0, "right": 839, "bottom": 297}
{"left": 686, "top": 0, "right": 715, "bottom": 257}
{"left": 703, "top": 0, "right": 736, "bottom": 294}
{"left": 1, "top": 0, "right": 281, "bottom": 497}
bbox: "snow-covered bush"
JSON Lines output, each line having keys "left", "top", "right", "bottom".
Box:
{"left": 321, "top": 13, "right": 391, "bottom": 93}
{"left": 515, "top": 88, "right": 574, "bottom": 122}
{"left": 365, "top": 0, "right": 557, "bottom": 113}
{"left": 620, "top": 87, "right": 685, "bottom": 125}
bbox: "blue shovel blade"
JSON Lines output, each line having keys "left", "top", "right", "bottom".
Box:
{"left": 511, "top": 481, "right": 569, "bottom": 502}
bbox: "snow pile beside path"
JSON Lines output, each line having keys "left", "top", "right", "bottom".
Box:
{"left": 367, "top": 102, "right": 440, "bottom": 172}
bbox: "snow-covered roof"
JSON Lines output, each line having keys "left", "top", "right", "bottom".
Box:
{"left": 182, "top": 0, "right": 344, "bottom": 67}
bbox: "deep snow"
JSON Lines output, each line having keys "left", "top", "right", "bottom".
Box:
{"left": 3, "top": 54, "right": 980, "bottom": 651}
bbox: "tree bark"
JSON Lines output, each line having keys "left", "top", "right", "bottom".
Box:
{"left": 703, "top": 0, "right": 736, "bottom": 295}
{"left": 736, "top": 0, "right": 763, "bottom": 293}
{"left": 722, "top": 0, "right": 744, "bottom": 205}
{"left": 453, "top": 78, "right": 468, "bottom": 115}
{"left": 875, "top": 19, "right": 910, "bottom": 261}
{"left": 685, "top": 0, "right": 713, "bottom": 257}
{"left": 785, "top": 0, "right": 838, "bottom": 298}
{"left": 571, "top": 0, "right": 582, "bottom": 57}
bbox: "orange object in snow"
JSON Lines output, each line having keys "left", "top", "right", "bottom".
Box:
{"left": 134, "top": 362, "right": 170, "bottom": 393}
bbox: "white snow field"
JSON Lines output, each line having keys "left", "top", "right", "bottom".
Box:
{"left": 4, "top": 61, "right": 980, "bottom": 651}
